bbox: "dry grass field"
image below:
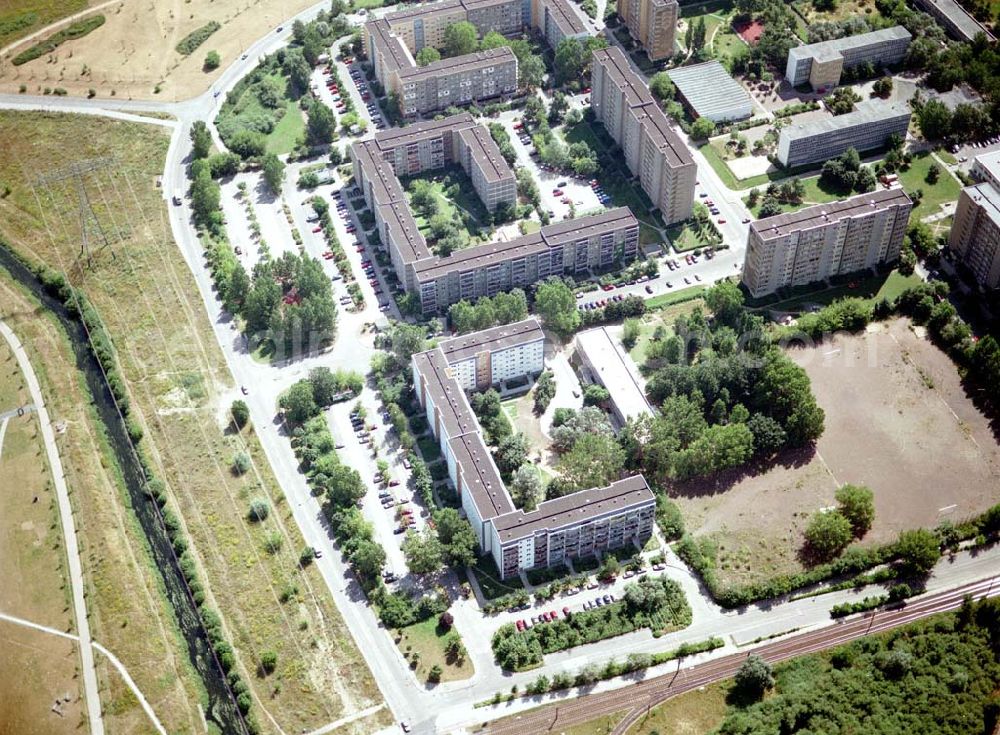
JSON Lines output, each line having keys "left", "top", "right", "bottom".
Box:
{"left": 0, "top": 0, "right": 319, "bottom": 100}
{"left": 0, "top": 110, "right": 388, "bottom": 734}
{"left": 0, "top": 0, "right": 89, "bottom": 49}
{"left": 0, "top": 275, "right": 206, "bottom": 734}
{"left": 675, "top": 319, "right": 1000, "bottom": 590}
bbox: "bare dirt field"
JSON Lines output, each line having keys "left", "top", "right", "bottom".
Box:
{"left": 0, "top": 0, "right": 318, "bottom": 100}
{"left": 675, "top": 319, "right": 1000, "bottom": 589}
{"left": 0, "top": 621, "right": 84, "bottom": 734}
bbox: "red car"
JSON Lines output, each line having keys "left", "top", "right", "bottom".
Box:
{"left": 516, "top": 620, "right": 525, "bottom": 631}
{"left": 583, "top": 87, "right": 591, "bottom": 94}
{"left": 312, "top": 226, "right": 322, "bottom": 233}
{"left": 552, "top": 188, "right": 563, "bottom": 196}
{"left": 562, "top": 606, "right": 570, "bottom": 616}
{"left": 602, "top": 284, "right": 614, "bottom": 291}
{"left": 550, "top": 609, "right": 558, "bottom": 619}
{"left": 717, "top": 218, "right": 726, "bottom": 224}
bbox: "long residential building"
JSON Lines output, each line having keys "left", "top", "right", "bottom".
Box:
{"left": 590, "top": 46, "right": 696, "bottom": 225}
{"left": 949, "top": 183, "right": 1000, "bottom": 289}
{"left": 412, "top": 320, "right": 655, "bottom": 577}
{"left": 414, "top": 208, "right": 640, "bottom": 312}
{"left": 617, "top": 0, "right": 678, "bottom": 61}
{"left": 741, "top": 189, "right": 912, "bottom": 298}
{"left": 776, "top": 100, "right": 911, "bottom": 168}
{"left": 913, "top": 0, "right": 996, "bottom": 42}
{"left": 365, "top": 0, "right": 587, "bottom": 116}
{"left": 352, "top": 115, "right": 642, "bottom": 311}
{"left": 784, "top": 26, "right": 911, "bottom": 90}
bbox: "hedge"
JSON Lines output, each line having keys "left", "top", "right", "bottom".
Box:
{"left": 12, "top": 15, "right": 105, "bottom": 65}
{"left": 175, "top": 21, "right": 221, "bottom": 56}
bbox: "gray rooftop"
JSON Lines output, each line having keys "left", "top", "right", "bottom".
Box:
{"left": 398, "top": 46, "right": 516, "bottom": 80}
{"left": 667, "top": 60, "right": 753, "bottom": 121}
{"left": 964, "top": 182, "right": 1000, "bottom": 230}
{"left": 412, "top": 349, "right": 480, "bottom": 438}
{"left": 593, "top": 47, "right": 695, "bottom": 169}
{"left": 544, "top": 0, "right": 588, "bottom": 36}
{"left": 458, "top": 125, "right": 515, "bottom": 184}
{"left": 449, "top": 433, "right": 515, "bottom": 520}
{"left": 439, "top": 318, "right": 544, "bottom": 363}
{"left": 384, "top": 0, "right": 464, "bottom": 22}
{"left": 973, "top": 149, "right": 1000, "bottom": 183}
{"left": 751, "top": 188, "right": 912, "bottom": 241}
{"left": 493, "top": 475, "right": 653, "bottom": 541}
{"left": 787, "top": 25, "right": 911, "bottom": 64}
{"left": 575, "top": 326, "right": 654, "bottom": 421}
{"left": 368, "top": 19, "right": 412, "bottom": 71}
{"left": 373, "top": 112, "right": 477, "bottom": 150}
{"left": 914, "top": 0, "right": 995, "bottom": 41}
{"left": 781, "top": 100, "right": 910, "bottom": 141}
{"left": 413, "top": 208, "right": 638, "bottom": 281}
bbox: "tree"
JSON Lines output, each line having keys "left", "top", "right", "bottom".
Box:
{"left": 495, "top": 433, "right": 530, "bottom": 477}
{"left": 518, "top": 54, "right": 546, "bottom": 89}
{"left": 583, "top": 384, "right": 610, "bottom": 406}
{"left": 204, "top": 50, "right": 221, "bottom": 71}
{"left": 414, "top": 45, "right": 442, "bottom": 67}
{"left": 689, "top": 116, "right": 716, "bottom": 141}
{"left": 917, "top": 99, "right": 952, "bottom": 140}
{"left": 228, "top": 129, "right": 267, "bottom": 158}
{"left": 746, "top": 413, "right": 785, "bottom": 454}
{"left": 307, "top": 98, "right": 336, "bottom": 145}
{"left": 533, "top": 370, "right": 556, "bottom": 414}
{"left": 282, "top": 47, "right": 312, "bottom": 97}
{"left": 622, "top": 318, "right": 642, "bottom": 350}
{"left": 190, "top": 120, "right": 212, "bottom": 160}
{"left": 443, "top": 21, "right": 478, "bottom": 57}
{"left": 824, "top": 86, "right": 861, "bottom": 115}
{"left": 510, "top": 464, "right": 543, "bottom": 511}
{"left": 260, "top": 650, "right": 277, "bottom": 675}
{"left": 804, "top": 509, "right": 853, "bottom": 560}
{"left": 758, "top": 196, "right": 783, "bottom": 218}
{"left": 403, "top": 528, "right": 444, "bottom": 574}
{"left": 735, "top": 656, "right": 774, "bottom": 698}
{"left": 281, "top": 380, "right": 318, "bottom": 424}
{"left": 705, "top": 281, "right": 745, "bottom": 327}
{"left": 555, "top": 433, "right": 625, "bottom": 492}
{"left": 895, "top": 528, "right": 940, "bottom": 575}
{"left": 872, "top": 76, "right": 893, "bottom": 98}
{"left": 535, "top": 279, "right": 580, "bottom": 336}
{"left": 926, "top": 162, "right": 941, "bottom": 184}
{"left": 549, "top": 91, "right": 570, "bottom": 123}
{"left": 262, "top": 152, "right": 285, "bottom": 193}
{"left": 231, "top": 399, "right": 250, "bottom": 429}
{"left": 390, "top": 323, "right": 427, "bottom": 363}
{"left": 427, "top": 664, "right": 443, "bottom": 683}
{"left": 349, "top": 539, "right": 386, "bottom": 581}
{"left": 836, "top": 484, "right": 875, "bottom": 537}
{"left": 554, "top": 37, "right": 588, "bottom": 84}
{"left": 248, "top": 498, "right": 270, "bottom": 522}
{"left": 435, "top": 508, "right": 477, "bottom": 567}
{"left": 649, "top": 72, "right": 675, "bottom": 102}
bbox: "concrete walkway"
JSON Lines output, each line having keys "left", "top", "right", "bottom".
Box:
{"left": 0, "top": 320, "right": 105, "bottom": 735}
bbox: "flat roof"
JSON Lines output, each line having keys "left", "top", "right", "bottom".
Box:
{"left": 964, "top": 182, "right": 1000, "bottom": 229}
{"left": 449, "top": 432, "right": 515, "bottom": 520}
{"left": 973, "top": 149, "right": 1000, "bottom": 182}
{"left": 413, "top": 208, "right": 638, "bottom": 281}
{"left": 915, "top": 0, "right": 995, "bottom": 40}
{"left": 398, "top": 46, "right": 516, "bottom": 80}
{"left": 459, "top": 125, "right": 515, "bottom": 184}
{"left": 575, "top": 326, "right": 654, "bottom": 422}
{"left": 751, "top": 188, "right": 912, "bottom": 240}
{"left": 781, "top": 100, "right": 910, "bottom": 141}
{"left": 593, "top": 47, "right": 695, "bottom": 169}
{"left": 368, "top": 20, "right": 412, "bottom": 71}
{"left": 439, "top": 318, "right": 544, "bottom": 362}
{"left": 493, "top": 475, "right": 653, "bottom": 540}
{"left": 544, "top": 0, "right": 588, "bottom": 36}
{"left": 412, "top": 349, "right": 480, "bottom": 438}
{"left": 374, "top": 112, "right": 476, "bottom": 149}
{"left": 787, "top": 25, "right": 911, "bottom": 64}
{"left": 667, "top": 61, "right": 753, "bottom": 121}
{"left": 385, "top": 0, "right": 464, "bottom": 22}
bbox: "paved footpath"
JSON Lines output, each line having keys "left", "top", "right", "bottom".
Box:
{"left": 0, "top": 320, "right": 105, "bottom": 735}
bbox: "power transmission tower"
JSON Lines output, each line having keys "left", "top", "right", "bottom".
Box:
{"left": 36, "top": 156, "right": 122, "bottom": 267}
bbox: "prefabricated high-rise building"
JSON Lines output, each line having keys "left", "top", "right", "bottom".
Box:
{"left": 617, "top": 0, "right": 678, "bottom": 61}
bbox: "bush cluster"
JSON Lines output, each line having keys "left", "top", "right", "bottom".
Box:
{"left": 13, "top": 15, "right": 105, "bottom": 65}
{"left": 176, "top": 21, "right": 221, "bottom": 55}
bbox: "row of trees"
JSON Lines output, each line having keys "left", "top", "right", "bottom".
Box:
{"left": 447, "top": 289, "right": 528, "bottom": 334}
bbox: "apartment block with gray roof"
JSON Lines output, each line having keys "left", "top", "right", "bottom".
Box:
{"left": 412, "top": 322, "right": 654, "bottom": 577}
{"left": 617, "top": 0, "right": 678, "bottom": 61}
{"left": 776, "top": 100, "right": 911, "bottom": 168}
{"left": 949, "top": 183, "right": 1000, "bottom": 290}
{"left": 741, "top": 189, "right": 912, "bottom": 297}
{"left": 591, "top": 46, "right": 696, "bottom": 224}
{"left": 530, "top": 0, "right": 590, "bottom": 47}
{"left": 784, "top": 26, "right": 911, "bottom": 90}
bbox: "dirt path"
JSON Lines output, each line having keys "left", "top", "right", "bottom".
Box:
{"left": 0, "top": 0, "right": 121, "bottom": 59}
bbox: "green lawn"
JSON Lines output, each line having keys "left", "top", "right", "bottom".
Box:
{"left": 645, "top": 285, "right": 707, "bottom": 310}
{"left": 628, "top": 299, "right": 706, "bottom": 363}
{"left": 351, "top": 0, "right": 392, "bottom": 7}
{"left": 471, "top": 555, "right": 524, "bottom": 600}
{"left": 667, "top": 221, "right": 721, "bottom": 252}
{"left": 266, "top": 99, "right": 305, "bottom": 154}
{"left": 699, "top": 141, "right": 796, "bottom": 191}
{"left": 417, "top": 435, "right": 442, "bottom": 463}
{"left": 750, "top": 269, "right": 921, "bottom": 311}
{"left": 746, "top": 174, "right": 846, "bottom": 216}
{"left": 401, "top": 167, "right": 489, "bottom": 248}
{"left": 396, "top": 617, "right": 473, "bottom": 683}
{"left": 896, "top": 151, "right": 961, "bottom": 220}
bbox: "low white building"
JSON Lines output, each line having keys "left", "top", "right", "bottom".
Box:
{"left": 575, "top": 326, "right": 655, "bottom": 426}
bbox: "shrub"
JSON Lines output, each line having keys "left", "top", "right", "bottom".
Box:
{"left": 231, "top": 451, "right": 251, "bottom": 475}
{"left": 299, "top": 546, "right": 316, "bottom": 566}
{"left": 264, "top": 531, "right": 283, "bottom": 554}
{"left": 836, "top": 484, "right": 875, "bottom": 537}
{"left": 895, "top": 528, "right": 940, "bottom": 575}
{"left": 804, "top": 509, "right": 853, "bottom": 560}
{"left": 204, "top": 50, "right": 221, "bottom": 71}
{"left": 231, "top": 399, "right": 250, "bottom": 429}
{"left": 734, "top": 655, "right": 774, "bottom": 698}
{"left": 427, "top": 664, "right": 443, "bottom": 683}
{"left": 260, "top": 650, "right": 277, "bottom": 675}
{"left": 248, "top": 498, "right": 270, "bottom": 522}
{"left": 12, "top": 15, "right": 106, "bottom": 65}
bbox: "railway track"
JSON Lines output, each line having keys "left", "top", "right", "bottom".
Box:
{"left": 480, "top": 576, "right": 999, "bottom": 735}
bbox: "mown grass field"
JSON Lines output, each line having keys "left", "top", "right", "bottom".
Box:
{"left": 0, "top": 0, "right": 88, "bottom": 49}
{"left": 0, "top": 273, "right": 205, "bottom": 734}
{"left": 0, "top": 110, "right": 389, "bottom": 735}
{"left": 0, "top": 332, "right": 84, "bottom": 735}
{"left": 396, "top": 617, "right": 474, "bottom": 683}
